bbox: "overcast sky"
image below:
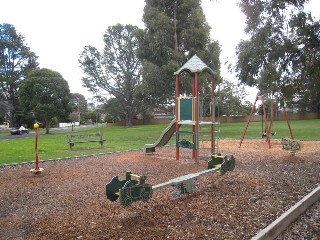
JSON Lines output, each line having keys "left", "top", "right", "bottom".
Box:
{"left": 1, "top": 0, "right": 319, "bottom": 102}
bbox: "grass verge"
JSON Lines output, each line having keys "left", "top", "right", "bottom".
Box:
{"left": 0, "top": 119, "right": 319, "bottom": 165}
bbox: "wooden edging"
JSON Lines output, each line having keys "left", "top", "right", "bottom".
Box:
{"left": 252, "top": 184, "right": 320, "bottom": 240}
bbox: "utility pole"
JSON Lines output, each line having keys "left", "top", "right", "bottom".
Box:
{"left": 76, "top": 97, "right": 80, "bottom": 126}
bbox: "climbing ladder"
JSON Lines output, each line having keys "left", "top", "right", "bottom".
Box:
{"left": 199, "top": 122, "right": 220, "bottom": 157}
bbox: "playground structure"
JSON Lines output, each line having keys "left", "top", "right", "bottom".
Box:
{"left": 144, "top": 55, "right": 219, "bottom": 162}
{"left": 106, "top": 55, "right": 236, "bottom": 208}
{"left": 239, "top": 95, "right": 297, "bottom": 149}
{"left": 105, "top": 154, "right": 235, "bottom": 207}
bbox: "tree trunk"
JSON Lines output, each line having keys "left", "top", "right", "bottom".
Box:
{"left": 125, "top": 106, "right": 134, "bottom": 127}
{"left": 173, "top": 0, "right": 178, "bottom": 52}
{"left": 45, "top": 118, "right": 50, "bottom": 134}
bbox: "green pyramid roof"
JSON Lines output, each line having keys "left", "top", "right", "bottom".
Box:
{"left": 174, "top": 54, "right": 216, "bottom": 76}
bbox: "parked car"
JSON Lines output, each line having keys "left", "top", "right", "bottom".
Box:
{"left": 10, "top": 126, "right": 29, "bottom": 135}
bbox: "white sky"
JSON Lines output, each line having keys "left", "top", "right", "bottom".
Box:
{"left": 1, "top": 0, "right": 319, "bottom": 103}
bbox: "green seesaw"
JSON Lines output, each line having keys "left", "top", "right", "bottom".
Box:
{"left": 105, "top": 154, "right": 235, "bottom": 207}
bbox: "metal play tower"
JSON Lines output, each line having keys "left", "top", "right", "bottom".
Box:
{"left": 174, "top": 55, "right": 218, "bottom": 162}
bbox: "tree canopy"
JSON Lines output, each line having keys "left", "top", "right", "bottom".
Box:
{"left": 19, "top": 68, "right": 72, "bottom": 133}
{"left": 0, "top": 23, "right": 39, "bottom": 125}
{"left": 138, "top": 0, "right": 221, "bottom": 104}
{"left": 79, "top": 24, "right": 142, "bottom": 127}
{"left": 236, "top": 0, "right": 320, "bottom": 112}
{"left": 69, "top": 93, "right": 87, "bottom": 124}
{"left": 216, "top": 79, "right": 252, "bottom": 117}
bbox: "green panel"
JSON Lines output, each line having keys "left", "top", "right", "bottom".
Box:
{"left": 176, "top": 131, "right": 197, "bottom": 149}
{"left": 180, "top": 98, "right": 193, "bottom": 120}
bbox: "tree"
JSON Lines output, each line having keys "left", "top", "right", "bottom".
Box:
{"left": 0, "top": 23, "right": 39, "bottom": 126}
{"left": 215, "top": 79, "right": 252, "bottom": 116}
{"left": 235, "top": 0, "right": 320, "bottom": 112}
{"left": 69, "top": 93, "right": 87, "bottom": 124}
{"left": 19, "top": 68, "right": 72, "bottom": 134}
{"left": 79, "top": 24, "right": 142, "bottom": 127}
{"left": 104, "top": 97, "right": 125, "bottom": 123}
{"left": 0, "top": 89, "right": 12, "bottom": 123}
{"left": 138, "top": 0, "right": 221, "bottom": 104}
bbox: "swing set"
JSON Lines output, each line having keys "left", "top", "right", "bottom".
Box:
{"left": 239, "top": 95, "right": 294, "bottom": 149}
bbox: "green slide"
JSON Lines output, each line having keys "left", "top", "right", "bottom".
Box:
{"left": 144, "top": 119, "right": 177, "bottom": 154}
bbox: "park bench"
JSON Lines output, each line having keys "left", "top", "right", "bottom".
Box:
{"left": 67, "top": 131, "right": 106, "bottom": 149}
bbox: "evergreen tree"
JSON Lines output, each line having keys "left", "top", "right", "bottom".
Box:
{"left": 138, "top": 0, "right": 221, "bottom": 104}
{"left": 236, "top": 0, "right": 320, "bottom": 112}
{"left": 0, "top": 23, "right": 39, "bottom": 125}
{"left": 19, "top": 68, "right": 72, "bottom": 134}
{"left": 79, "top": 24, "right": 142, "bottom": 127}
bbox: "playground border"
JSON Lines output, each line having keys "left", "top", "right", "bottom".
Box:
{"left": 252, "top": 184, "right": 320, "bottom": 240}
{"left": 0, "top": 148, "right": 144, "bottom": 168}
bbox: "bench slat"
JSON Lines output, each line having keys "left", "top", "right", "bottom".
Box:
{"left": 67, "top": 132, "right": 105, "bottom": 149}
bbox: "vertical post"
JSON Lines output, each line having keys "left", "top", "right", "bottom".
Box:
{"left": 193, "top": 73, "right": 199, "bottom": 162}
{"left": 283, "top": 101, "right": 294, "bottom": 139}
{"left": 211, "top": 76, "right": 215, "bottom": 154}
{"left": 239, "top": 95, "right": 258, "bottom": 148}
{"left": 76, "top": 97, "right": 80, "bottom": 126}
{"left": 30, "top": 123, "right": 44, "bottom": 174}
{"left": 175, "top": 75, "right": 180, "bottom": 160}
{"left": 192, "top": 75, "right": 196, "bottom": 159}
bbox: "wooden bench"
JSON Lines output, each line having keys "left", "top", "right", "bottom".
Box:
{"left": 67, "top": 131, "right": 106, "bottom": 149}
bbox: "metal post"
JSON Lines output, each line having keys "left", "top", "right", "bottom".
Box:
{"left": 30, "top": 123, "right": 44, "bottom": 174}
{"left": 175, "top": 75, "right": 180, "bottom": 160}
{"left": 76, "top": 97, "right": 80, "bottom": 126}
{"left": 211, "top": 76, "right": 215, "bottom": 154}
{"left": 239, "top": 95, "right": 258, "bottom": 148}
{"left": 283, "top": 101, "right": 294, "bottom": 139}
{"left": 193, "top": 73, "right": 199, "bottom": 162}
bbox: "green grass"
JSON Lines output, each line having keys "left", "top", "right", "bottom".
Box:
{"left": 0, "top": 125, "right": 177, "bottom": 165}
{"left": 219, "top": 119, "right": 320, "bottom": 140}
{"left": 0, "top": 119, "right": 319, "bottom": 165}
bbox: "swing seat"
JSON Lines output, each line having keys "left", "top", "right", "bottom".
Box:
{"left": 261, "top": 132, "right": 276, "bottom": 138}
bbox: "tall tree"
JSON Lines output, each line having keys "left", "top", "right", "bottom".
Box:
{"left": 235, "top": 0, "right": 320, "bottom": 112}
{"left": 138, "top": 0, "right": 221, "bottom": 104}
{"left": 69, "top": 93, "right": 87, "bottom": 124}
{"left": 215, "top": 79, "right": 252, "bottom": 117}
{"left": 19, "top": 68, "right": 72, "bottom": 134}
{"left": 79, "top": 24, "right": 142, "bottom": 127}
{"left": 0, "top": 23, "right": 39, "bottom": 126}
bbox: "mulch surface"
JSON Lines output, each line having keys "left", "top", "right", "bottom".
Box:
{"left": 1, "top": 139, "right": 319, "bottom": 240}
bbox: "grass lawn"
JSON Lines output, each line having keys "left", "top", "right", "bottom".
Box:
{"left": 0, "top": 119, "right": 319, "bottom": 165}
{"left": 219, "top": 119, "right": 320, "bottom": 140}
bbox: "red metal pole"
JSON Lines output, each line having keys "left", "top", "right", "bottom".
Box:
{"left": 193, "top": 72, "right": 199, "bottom": 162}
{"left": 35, "top": 127, "right": 39, "bottom": 170}
{"left": 31, "top": 123, "right": 43, "bottom": 174}
{"left": 283, "top": 102, "right": 294, "bottom": 139}
{"left": 239, "top": 95, "right": 258, "bottom": 148}
{"left": 191, "top": 74, "right": 196, "bottom": 159}
{"left": 175, "top": 75, "right": 180, "bottom": 160}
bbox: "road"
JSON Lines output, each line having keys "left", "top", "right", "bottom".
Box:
{"left": 0, "top": 125, "right": 102, "bottom": 140}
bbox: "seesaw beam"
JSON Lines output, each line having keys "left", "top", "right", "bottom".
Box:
{"left": 105, "top": 154, "right": 235, "bottom": 207}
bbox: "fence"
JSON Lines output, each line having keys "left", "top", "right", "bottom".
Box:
{"left": 107, "top": 112, "right": 319, "bottom": 126}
